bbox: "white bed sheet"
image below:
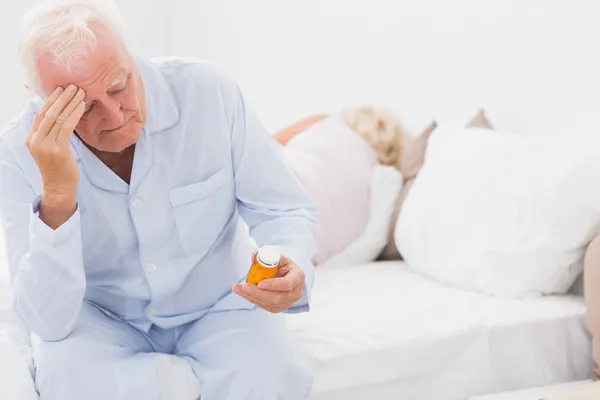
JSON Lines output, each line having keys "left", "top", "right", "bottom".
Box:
{"left": 290, "top": 261, "right": 593, "bottom": 400}
{"left": 1, "top": 293, "right": 37, "bottom": 400}
{"left": 1, "top": 261, "right": 593, "bottom": 400}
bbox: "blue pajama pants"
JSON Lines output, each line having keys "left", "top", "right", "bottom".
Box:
{"left": 32, "top": 301, "right": 313, "bottom": 400}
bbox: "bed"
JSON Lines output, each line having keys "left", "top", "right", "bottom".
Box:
{"left": 0, "top": 261, "right": 593, "bottom": 400}
{"left": 293, "top": 262, "right": 593, "bottom": 400}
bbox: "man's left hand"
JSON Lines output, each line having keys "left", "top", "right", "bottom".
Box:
{"left": 233, "top": 254, "right": 305, "bottom": 313}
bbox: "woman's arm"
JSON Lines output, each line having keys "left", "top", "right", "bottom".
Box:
{"left": 273, "top": 114, "right": 329, "bottom": 145}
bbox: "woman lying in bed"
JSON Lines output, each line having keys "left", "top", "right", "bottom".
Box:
{"left": 273, "top": 106, "right": 404, "bottom": 266}
{"left": 274, "top": 108, "right": 496, "bottom": 266}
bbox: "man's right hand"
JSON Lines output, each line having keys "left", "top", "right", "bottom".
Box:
{"left": 26, "top": 84, "right": 86, "bottom": 229}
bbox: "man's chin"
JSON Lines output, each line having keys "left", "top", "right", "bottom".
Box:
{"left": 99, "top": 130, "right": 142, "bottom": 153}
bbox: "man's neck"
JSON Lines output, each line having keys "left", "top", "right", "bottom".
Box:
{"left": 88, "top": 144, "right": 136, "bottom": 184}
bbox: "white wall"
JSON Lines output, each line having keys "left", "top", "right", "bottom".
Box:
{"left": 2, "top": 0, "right": 599, "bottom": 139}
{"left": 230, "top": 0, "right": 600, "bottom": 141}
{"left": 164, "top": 1, "right": 241, "bottom": 78}
{"left": 0, "top": 1, "right": 39, "bottom": 127}
{"left": 158, "top": 0, "right": 600, "bottom": 143}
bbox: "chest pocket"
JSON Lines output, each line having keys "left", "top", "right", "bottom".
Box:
{"left": 169, "top": 168, "right": 234, "bottom": 256}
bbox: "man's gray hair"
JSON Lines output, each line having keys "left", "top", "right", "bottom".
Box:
{"left": 18, "top": 0, "right": 129, "bottom": 97}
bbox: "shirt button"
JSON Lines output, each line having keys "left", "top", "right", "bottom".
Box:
{"left": 147, "top": 308, "right": 156, "bottom": 317}
{"left": 147, "top": 263, "right": 157, "bottom": 272}
{"left": 132, "top": 198, "right": 144, "bottom": 210}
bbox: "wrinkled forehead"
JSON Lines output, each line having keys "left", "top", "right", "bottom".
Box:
{"left": 35, "top": 23, "right": 132, "bottom": 98}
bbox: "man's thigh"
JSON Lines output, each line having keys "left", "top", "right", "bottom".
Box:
{"left": 175, "top": 307, "right": 313, "bottom": 400}
{"left": 33, "top": 301, "right": 158, "bottom": 400}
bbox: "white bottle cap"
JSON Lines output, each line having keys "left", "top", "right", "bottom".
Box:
{"left": 257, "top": 246, "right": 281, "bottom": 268}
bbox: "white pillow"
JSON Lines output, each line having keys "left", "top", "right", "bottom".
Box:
{"left": 395, "top": 127, "right": 600, "bottom": 298}
{"left": 320, "top": 165, "right": 402, "bottom": 268}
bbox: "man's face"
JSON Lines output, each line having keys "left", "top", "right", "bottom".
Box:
{"left": 36, "top": 23, "right": 146, "bottom": 153}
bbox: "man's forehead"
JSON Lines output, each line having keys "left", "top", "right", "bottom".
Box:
{"left": 34, "top": 21, "right": 130, "bottom": 96}
{"left": 36, "top": 49, "right": 129, "bottom": 93}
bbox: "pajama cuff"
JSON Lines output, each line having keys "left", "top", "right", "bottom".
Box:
{"left": 278, "top": 245, "right": 314, "bottom": 314}
{"left": 30, "top": 195, "right": 81, "bottom": 247}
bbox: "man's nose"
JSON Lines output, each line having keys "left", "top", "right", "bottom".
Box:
{"left": 102, "top": 99, "right": 125, "bottom": 129}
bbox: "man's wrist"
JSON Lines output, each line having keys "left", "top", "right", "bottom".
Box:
{"left": 40, "top": 190, "right": 77, "bottom": 230}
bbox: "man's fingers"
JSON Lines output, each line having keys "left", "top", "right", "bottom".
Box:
{"left": 49, "top": 89, "right": 85, "bottom": 142}
{"left": 233, "top": 284, "right": 271, "bottom": 308}
{"left": 242, "top": 283, "right": 287, "bottom": 305}
{"left": 58, "top": 102, "right": 85, "bottom": 144}
{"left": 240, "top": 291, "right": 269, "bottom": 308}
{"left": 258, "top": 266, "right": 304, "bottom": 291}
{"left": 233, "top": 287, "right": 290, "bottom": 313}
{"left": 31, "top": 87, "right": 64, "bottom": 132}
{"left": 233, "top": 257, "right": 306, "bottom": 313}
{"left": 233, "top": 281, "right": 301, "bottom": 313}
{"left": 241, "top": 282, "right": 301, "bottom": 305}
{"left": 36, "top": 85, "right": 79, "bottom": 138}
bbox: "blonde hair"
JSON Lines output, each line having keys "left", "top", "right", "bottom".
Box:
{"left": 341, "top": 105, "right": 404, "bottom": 166}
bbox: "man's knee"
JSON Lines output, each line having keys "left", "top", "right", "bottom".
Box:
{"left": 35, "top": 338, "right": 76, "bottom": 382}
{"left": 35, "top": 338, "right": 118, "bottom": 400}
{"left": 180, "top": 308, "right": 314, "bottom": 399}
{"left": 199, "top": 355, "right": 314, "bottom": 400}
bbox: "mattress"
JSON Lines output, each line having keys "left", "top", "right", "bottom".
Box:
{"left": 288, "top": 261, "right": 593, "bottom": 400}
{"left": 1, "top": 261, "right": 593, "bottom": 400}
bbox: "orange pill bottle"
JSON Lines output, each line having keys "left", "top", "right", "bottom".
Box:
{"left": 246, "top": 246, "right": 281, "bottom": 285}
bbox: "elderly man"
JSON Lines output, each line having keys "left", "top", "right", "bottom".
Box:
{"left": 0, "top": 1, "right": 318, "bottom": 399}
